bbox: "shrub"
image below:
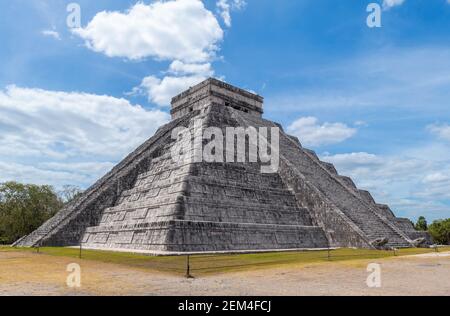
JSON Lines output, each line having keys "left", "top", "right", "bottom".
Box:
{"left": 415, "top": 216, "right": 428, "bottom": 231}
{"left": 0, "top": 182, "right": 63, "bottom": 244}
{"left": 428, "top": 219, "right": 450, "bottom": 245}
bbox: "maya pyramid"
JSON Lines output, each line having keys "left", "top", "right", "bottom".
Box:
{"left": 15, "top": 78, "right": 431, "bottom": 254}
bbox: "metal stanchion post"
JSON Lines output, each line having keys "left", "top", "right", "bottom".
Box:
{"left": 326, "top": 222, "right": 333, "bottom": 261}
{"left": 185, "top": 255, "right": 193, "bottom": 279}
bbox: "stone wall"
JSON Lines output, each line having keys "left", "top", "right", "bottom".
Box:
{"left": 171, "top": 78, "right": 263, "bottom": 119}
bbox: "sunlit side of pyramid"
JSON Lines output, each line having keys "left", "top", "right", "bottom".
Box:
{"left": 15, "top": 78, "right": 431, "bottom": 254}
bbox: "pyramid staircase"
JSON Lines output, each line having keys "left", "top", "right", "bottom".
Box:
{"left": 233, "top": 110, "right": 415, "bottom": 248}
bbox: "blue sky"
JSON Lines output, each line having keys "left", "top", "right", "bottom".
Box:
{"left": 1, "top": 0, "right": 450, "bottom": 222}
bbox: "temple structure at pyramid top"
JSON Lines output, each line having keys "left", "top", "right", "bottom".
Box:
{"left": 171, "top": 78, "right": 264, "bottom": 119}
{"left": 14, "top": 78, "right": 432, "bottom": 254}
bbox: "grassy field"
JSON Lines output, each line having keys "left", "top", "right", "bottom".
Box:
{"left": 1, "top": 245, "right": 448, "bottom": 276}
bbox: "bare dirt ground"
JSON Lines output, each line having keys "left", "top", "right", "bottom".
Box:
{"left": 0, "top": 250, "right": 449, "bottom": 296}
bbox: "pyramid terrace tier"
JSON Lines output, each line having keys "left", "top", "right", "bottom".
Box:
{"left": 82, "top": 220, "right": 329, "bottom": 253}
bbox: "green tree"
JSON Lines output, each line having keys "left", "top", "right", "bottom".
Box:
{"left": 428, "top": 219, "right": 450, "bottom": 245}
{"left": 0, "top": 182, "right": 63, "bottom": 244}
{"left": 415, "top": 216, "right": 428, "bottom": 231}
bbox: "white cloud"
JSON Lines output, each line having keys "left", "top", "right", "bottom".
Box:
{"left": 75, "top": 0, "right": 247, "bottom": 107}
{"left": 216, "top": 0, "right": 246, "bottom": 27}
{"left": 41, "top": 30, "right": 61, "bottom": 40}
{"left": 0, "top": 161, "right": 114, "bottom": 189}
{"left": 427, "top": 123, "right": 450, "bottom": 141}
{"left": 322, "top": 152, "right": 424, "bottom": 184}
{"left": 287, "top": 117, "right": 357, "bottom": 147}
{"left": 354, "top": 120, "right": 368, "bottom": 127}
{"left": 134, "top": 75, "right": 207, "bottom": 107}
{"left": 168, "top": 60, "right": 214, "bottom": 77}
{"left": 75, "top": 0, "right": 231, "bottom": 107}
{"left": 382, "top": 0, "right": 405, "bottom": 10}
{"left": 321, "top": 152, "right": 382, "bottom": 169}
{"left": 217, "top": 0, "right": 232, "bottom": 27}
{"left": 0, "top": 85, "right": 170, "bottom": 188}
{"left": 73, "top": 0, "right": 223, "bottom": 62}
{"left": 132, "top": 60, "right": 214, "bottom": 107}
{"left": 423, "top": 172, "right": 450, "bottom": 184}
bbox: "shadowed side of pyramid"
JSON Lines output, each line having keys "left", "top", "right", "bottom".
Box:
{"left": 14, "top": 78, "right": 432, "bottom": 253}
{"left": 13, "top": 112, "right": 197, "bottom": 248}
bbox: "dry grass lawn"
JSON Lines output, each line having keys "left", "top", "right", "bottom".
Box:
{"left": 0, "top": 246, "right": 449, "bottom": 296}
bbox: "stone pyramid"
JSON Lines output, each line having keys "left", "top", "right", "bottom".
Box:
{"left": 15, "top": 78, "right": 431, "bottom": 253}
